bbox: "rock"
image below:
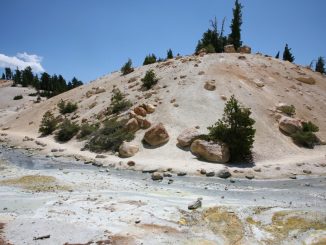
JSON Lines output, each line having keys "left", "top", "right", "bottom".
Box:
{"left": 35, "top": 141, "right": 47, "bottom": 147}
{"left": 204, "top": 81, "right": 216, "bottom": 91}
{"left": 135, "top": 116, "right": 151, "bottom": 129}
{"left": 23, "top": 136, "right": 34, "bottom": 141}
{"left": 279, "top": 116, "right": 302, "bottom": 134}
{"left": 188, "top": 198, "right": 202, "bottom": 210}
{"left": 94, "top": 87, "right": 106, "bottom": 94}
{"left": 296, "top": 76, "right": 316, "bottom": 85}
{"left": 119, "top": 142, "right": 139, "bottom": 158}
{"left": 127, "top": 161, "right": 135, "bottom": 166}
{"left": 303, "top": 169, "right": 312, "bottom": 174}
{"left": 151, "top": 172, "right": 163, "bottom": 181}
{"left": 168, "top": 179, "right": 174, "bottom": 184}
{"left": 206, "top": 171, "right": 215, "bottom": 177}
{"left": 177, "top": 128, "right": 201, "bottom": 147}
{"left": 134, "top": 106, "right": 147, "bottom": 117}
{"left": 135, "top": 219, "right": 141, "bottom": 224}
{"left": 143, "top": 123, "right": 169, "bottom": 146}
{"left": 190, "top": 139, "right": 230, "bottom": 163}
{"left": 296, "top": 162, "right": 304, "bottom": 167}
{"left": 238, "top": 55, "right": 246, "bottom": 60}
{"left": 125, "top": 118, "right": 140, "bottom": 132}
{"left": 220, "top": 95, "right": 227, "bottom": 100}
{"left": 245, "top": 173, "right": 255, "bottom": 180}
{"left": 239, "top": 45, "right": 251, "bottom": 54}
{"left": 276, "top": 103, "right": 293, "bottom": 113}
{"left": 289, "top": 174, "right": 297, "bottom": 179}
{"left": 254, "top": 79, "right": 265, "bottom": 88}
{"left": 85, "top": 90, "right": 94, "bottom": 98}
{"left": 163, "top": 172, "right": 172, "bottom": 177}
{"left": 224, "top": 45, "right": 236, "bottom": 53}
{"left": 92, "top": 162, "right": 103, "bottom": 167}
{"left": 253, "top": 167, "right": 261, "bottom": 172}
{"left": 143, "top": 104, "right": 155, "bottom": 113}
{"left": 275, "top": 166, "right": 281, "bottom": 170}
{"left": 177, "top": 172, "right": 187, "bottom": 176}
{"left": 217, "top": 169, "right": 231, "bottom": 179}
{"left": 95, "top": 154, "right": 106, "bottom": 159}
{"left": 200, "top": 169, "right": 207, "bottom": 175}
{"left": 51, "top": 148, "right": 59, "bottom": 152}
{"left": 142, "top": 168, "right": 158, "bottom": 173}
{"left": 198, "top": 71, "right": 205, "bottom": 75}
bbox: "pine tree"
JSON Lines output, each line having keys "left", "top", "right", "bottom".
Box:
{"left": 13, "top": 68, "right": 21, "bottom": 86}
{"left": 1, "top": 73, "right": 5, "bottom": 79}
{"left": 22, "top": 66, "right": 34, "bottom": 87}
{"left": 275, "top": 51, "right": 280, "bottom": 59}
{"left": 143, "top": 54, "right": 157, "bottom": 65}
{"left": 5, "top": 67, "right": 12, "bottom": 80}
{"left": 71, "top": 77, "right": 83, "bottom": 88}
{"left": 167, "top": 49, "right": 173, "bottom": 59}
{"left": 315, "top": 57, "right": 325, "bottom": 74}
{"left": 229, "top": 0, "right": 243, "bottom": 50}
{"left": 282, "top": 44, "right": 295, "bottom": 62}
{"left": 120, "top": 59, "right": 134, "bottom": 75}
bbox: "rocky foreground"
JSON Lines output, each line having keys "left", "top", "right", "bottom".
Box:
{"left": 1, "top": 146, "right": 326, "bottom": 245}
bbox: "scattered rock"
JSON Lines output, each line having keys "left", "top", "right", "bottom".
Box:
{"left": 303, "top": 169, "right": 312, "bottom": 174}
{"left": 177, "top": 172, "right": 187, "bottom": 176}
{"left": 125, "top": 118, "right": 140, "bottom": 132}
{"left": 143, "top": 123, "right": 169, "bottom": 146}
{"left": 204, "top": 81, "right": 216, "bottom": 91}
{"left": 134, "top": 106, "right": 147, "bottom": 117}
{"left": 217, "top": 169, "right": 231, "bottom": 179}
{"left": 127, "top": 161, "right": 135, "bottom": 167}
{"left": 296, "top": 162, "right": 304, "bottom": 167}
{"left": 135, "top": 219, "right": 141, "bottom": 224}
{"left": 296, "top": 76, "right": 316, "bottom": 85}
{"left": 143, "top": 104, "right": 155, "bottom": 114}
{"left": 239, "top": 45, "right": 251, "bottom": 54}
{"left": 206, "top": 171, "right": 215, "bottom": 177}
{"left": 224, "top": 44, "right": 236, "bottom": 53}
{"left": 35, "top": 141, "right": 47, "bottom": 147}
{"left": 200, "top": 169, "right": 207, "bottom": 175}
{"left": 168, "top": 179, "right": 173, "bottom": 184}
{"left": 94, "top": 87, "right": 106, "bottom": 94}
{"left": 188, "top": 198, "right": 202, "bottom": 210}
{"left": 253, "top": 167, "right": 261, "bottom": 172}
{"left": 119, "top": 142, "right": 139, "bottom": 158}
{"left": 190, "top": 139, "right": 230, "bottom": 163}
{"left": 23, "top": 136, "right": 34, "bottom": 141}
{"left": 142, "top": 168, "right": 158, "bottom": 173}
{"left": 198, "top": 71, "right": 205, "bottom": 75}
{"left": 95, "top": 154, "right": 107, "bottom": 159}
{"left": 220, "top": 95, "right": 227, "bottom": 100}
{"left": 289, "top": 174, "right": 297, "bottom": 179}
{"left": 151, "top": 172, "right": 163, "bottom": 181}
{"left": 238, "top": 55, "right": 246, "bottom": 60}
{"left": 245, "top": 173, "right": 255, "bottom": 180}
{"left": 177, "top": 128, "right": 201, "bottom": 147}
{"left": 279, "top": 116, "right": 302, "bottom": 134}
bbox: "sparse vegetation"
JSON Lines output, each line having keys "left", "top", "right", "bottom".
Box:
{"left": 86, "top": 118, "right": 134, "bottom": 152}
{"left": 141, "top": 69, "right": 159, "bottom": 90}
{"left": 108, "top": 88, "right": 132, "bottom": 114}
{"left": 291, "top": 121, "right": 319, "bottom": 148}
{"left": 208, "top": 95, "right": 256, "bottom": 161}
{"left": 121, "top": 58, "right": 134, "bottom": 75}
{"left": 279, "top": 105, "right": 296, "bottom": 117}
{"left": 143, "top": 54, "right": 157, "bottom": 65}
{"left": 77, "top": 122, "right": 99, "bottom": 139}
{"left": 39, "top": 111, "right": 58, "bottom": 136}
{"left": 55, "top": 119, "right": 80, "bottom": 142}
{"left": 13, "top": 95, "right": 23, "bottom": 100}
{"left": 58, "top": 99, "right": 78, "bottom": 114}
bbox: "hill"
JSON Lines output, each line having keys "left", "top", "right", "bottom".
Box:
{"left": 1, "top": 53, "right": 325, "bottom": 178}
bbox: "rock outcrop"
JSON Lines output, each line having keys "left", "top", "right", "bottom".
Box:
{"left": 119, "top": 141, "right": 139, "bottom": 157}
{"left": 224, "top": 45, "right": 236, "bottom": 53}
{"left": 239, "top": 45, "right": 251, "bottom": 54}
{"left": 190, "top": 139, "right": 230, "bottom": 163}
{"left": 296, "top": 76, "right": 316, "bottom": 85}
{"left": 143, "top": 123, "right": 169, "bottom": 146}
{"left": 177, "top": 128, "right": 201, "bottom": 147}
{"left": 279, "top": 116, "right": 302, "bottom": 134}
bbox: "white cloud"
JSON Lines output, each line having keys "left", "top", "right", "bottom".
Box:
{"left": 0, "top": 52, "right": 45, "bottom": 73}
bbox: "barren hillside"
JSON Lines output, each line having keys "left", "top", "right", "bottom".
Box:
{"left": 1, "top": 53, "right": 326, "bottom": 176}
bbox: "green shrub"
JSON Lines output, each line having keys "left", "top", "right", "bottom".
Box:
{"left": 58, "top": 99, "right": 78, "bottom": 114}
{"left": 143, "top": 54, "right": 157, "bottom": 65}
{"left": 39, "top": 111, "right": 58, "bottom": 136}
{"left": 208, "top": 95, "right": 256, "bottom": 162}
{"left": 86, "top": 118, "right": 134, "bottom": 152}
{"left": 291, "top": 121, "right": 319, "bottom": 148}
{"left": 108, "top": 88, "right": 132, "bottom": 114}
{"left": 121, "top": 59, "right": 134, "bottom": 75}
{"left": 13, "top": 95, "right": 23, "bottom": 100}
{"left": 141, "top": 69, "right": 159, "bottom": 90}
{"left": 55, "top": 119, "right": 80, "bottom": 142}
{"left": 204, "top": 44, "right": 216, "bottom": 53}
{"left": 77, "top": 122, "right": 99, "bottom": 139}
{"left": 279, "top": 105, "right": 295, "bottom": 117}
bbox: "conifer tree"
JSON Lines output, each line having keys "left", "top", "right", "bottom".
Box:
{"left": 143, "top": 54, "right": 157, "bottom": 65}
{"left": 315, "top": 57, "right": 325, "bottom": 74}
{"left": 229, "top": 0, "right": 243, "bottom": 50}
{"left": 1, "top": 73, "right": 5, "bottom": 79}
{"left": 22, "top": 66, "right": 34, "bottom": 87}
{"left": 5, "top": 67, "right": 12, "bottom": 80}
{"left": 275, "top": 51, "right": 280, "bottom": 59}
{"left": 282, "top": 44, "right": 295, "bottom": 62}
{"left": 167, "top": 49, "right": 173, "bottom": 59}
{"left": 13, "top": 68, "right": 21, "bottom": 86}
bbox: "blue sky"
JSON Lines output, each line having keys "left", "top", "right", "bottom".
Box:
{"left": 1, "top": 0, "right": 325, "bottom": 83}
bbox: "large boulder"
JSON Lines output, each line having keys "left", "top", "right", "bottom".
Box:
{"left": 296, "top": 76, "right": 316, "bottom": 85}
{"left": 143, "top": 123, "right": 169, "bottom": 146}
{"left": 224, "top": 45, "right": 236, "bottom": 53}
{"left": 119, "top": 141, "right": 139, "bottom": 158}
{"left": 239, "top": 45, "right": 251, "bottom": 54}
{"left": 190, "top": 139, "right": 230, "bottom": 163}
{"left": 177, "top": 128, "right": 202, "bottom": 147}
{"left": 279, "top": 116, "right": 302, "bottom": 134}
{"left": 134, "top": 106, "right": 147, "bottom": 117}
{"left": 143, "top": 104, "right": 155, "bottom": 114}
{"left": 125, "top": 118, "right": 139, "bottom": 132}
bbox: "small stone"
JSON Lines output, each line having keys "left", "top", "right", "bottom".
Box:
{"left": 163, "top": 173, "right": 172, "bottom": 177}
{"left": 305, "top": 182, "right": 311, "bottom": 187}
{"left": 95, "top": 154, "right": 106, "bottom": 159}
{"left": 200, "top": 169, "right": 206, "bottom": 175}
{"left": 151, "top": 172, "right": 163, "bottom": 181}
{"left": 217, "top": 169, "right": 231, "bottom": 179}
{"left": 168, "top": 179, "right": 173, "bottom": 184}
{"left": 275, "top": 166, "right": 281, "bottom": 170}
{"left": 253, "top": 167, "right": 261, "bottom": 172}
{"left": 206, "top": 171, "right": 215, "bottom": 177}
{"left": 245, "top": 173, "right": 255, "bottom": 180}
{"left": 303, "top": 169, "right": 312, "bottom": 174}
{"left": 127, "top": 161, "right": 135, "bottom": 167}
{"left": 135, "top": 219, "right": 141, "bottom": 224}
{"left": 188, "top": 198, "right": 202, "bottom": 210}
{"left": 177, "top": 172, "right": 187, "bottom": 176}
{"left": 289, "top": 174, "right": 297, "bottom": 179}
{"left": 142, "top": 168, "right": 158, "bottom": 174}
{"left": 296, "top": 162, "right": 304, "bottom": 167}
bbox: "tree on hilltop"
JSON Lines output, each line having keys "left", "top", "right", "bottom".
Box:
{"left": 229, "top": 0, "right": 243, "bottom": 50}
{"left": 282, "top": 44, "right": 295, "bottom": 63}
